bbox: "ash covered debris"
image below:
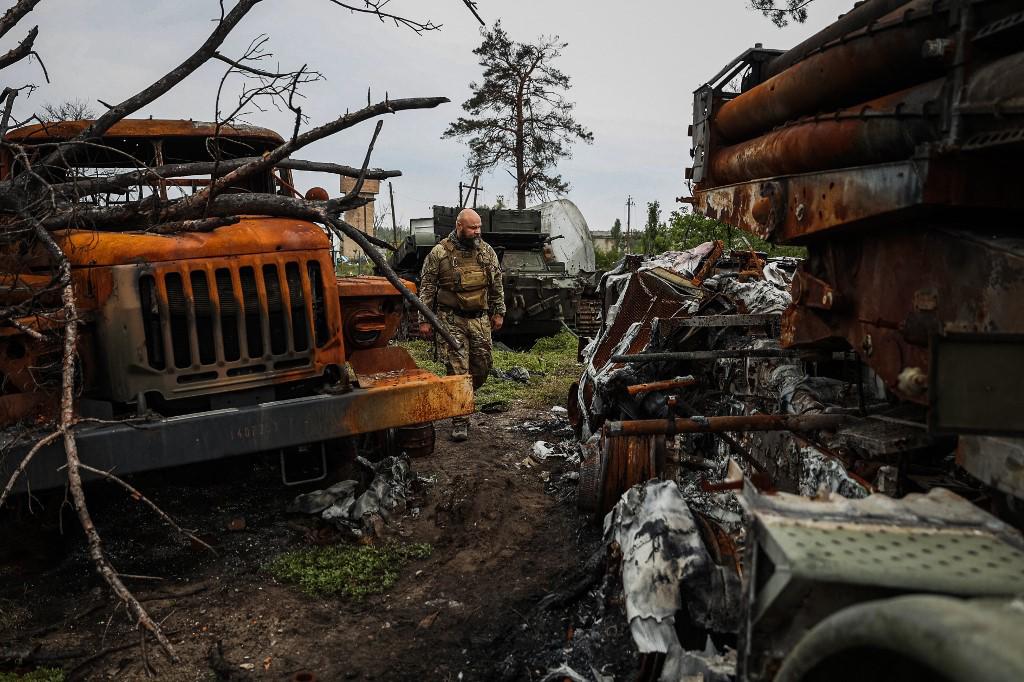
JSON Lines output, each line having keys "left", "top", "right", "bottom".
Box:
{"left": 571, "top": 241, "right": 876, "bottom": 511}
{"left": 559, "top": 237, "right": 1024, "bottom": 681}
{"left": 288, "top": 455, "right": 414, "bottom": 539}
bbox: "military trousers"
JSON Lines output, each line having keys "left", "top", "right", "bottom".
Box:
{"left": 436, "top": 307, "right": 493, "bottom": 396}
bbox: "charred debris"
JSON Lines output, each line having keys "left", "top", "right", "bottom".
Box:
{"left": 555, "top": 0, "right": 1024, "bottom": 679}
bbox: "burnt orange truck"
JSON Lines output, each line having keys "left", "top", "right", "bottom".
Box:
{"left": 0, "top": 120, "right": 473, "bottom": 491}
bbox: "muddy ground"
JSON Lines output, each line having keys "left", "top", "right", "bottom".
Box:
{"left": 1, "top": 408, "right": 637, "bottom": 681}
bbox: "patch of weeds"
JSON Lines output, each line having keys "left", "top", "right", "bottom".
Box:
{"left": 399, "top": 330, "right": 580, "bottom": 410}
{"left": 0, "top": 669, "right": 65, "bottom": 682}
{"left": 267, "top": 542, "right": 432, "bottom": 598}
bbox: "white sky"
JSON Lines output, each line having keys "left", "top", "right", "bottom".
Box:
{"left": 4, "top": 0, "right": 855, "bottom": 234}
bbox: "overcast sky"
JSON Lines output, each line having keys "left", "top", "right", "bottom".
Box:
{"left": 5, "top": 0, "right": 855, "bottom": 235}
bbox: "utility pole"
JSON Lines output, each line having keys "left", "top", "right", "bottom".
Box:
{"left": 625, "top": 195, "right": 635, "bottom": 254}
{"left": 459, "top": 176, "right": 483, "bottom": 209}
{"left": 388, "top": 181, "right": 398, "bottom": 246}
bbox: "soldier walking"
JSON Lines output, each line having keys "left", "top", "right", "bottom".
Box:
{"left": 418, "top": 208, "right": 505, "bottom": 441}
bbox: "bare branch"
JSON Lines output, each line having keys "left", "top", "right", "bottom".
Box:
{"left": 189, "top": 95, "right": 447, "bottom": 205}
{"left": 43, "top": 0, "right": 263, "bottom": 167}
{"left": 0, "top": 0, "right": 39, "bottom": 41}
{"left": 76, "top": 462, "right": 217, "bottom": 555}
{"left": 461, "top": 0, "right": 485, "bottom": 26}
{"left": 325, "top": 0, "right": 441, "bottom": 34}
{"left": 0, "top": 428, "right": 60, "bottom": 510}
{"left": 48, "top": 156, "right": 401, "bottom": 199}
{"left": 335, "top": 119, "right": 383, "bottom": 206}
{"left": 23, "top": 210, "right": 178, "bottom": 661}
{"left": 0, "top": 25, "right": 38, "bottom": 71}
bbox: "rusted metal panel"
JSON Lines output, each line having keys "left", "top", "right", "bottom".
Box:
{"left": 4, "top": 119, "right": 284, "bottom": 144}
{"left": 336, "top": 277, "right": 411, "bottom": 353}
{"left": 44, "top": 220, "right": 331, "bottom": 267}
{"left": 781, "top": 228, "right": 1024, "bottom": 404}
{"left": 336, "top": 275, "right": 417, "bottom": 298}
{"left": 695, "top": 158, "right": 1024, "bottom": 243}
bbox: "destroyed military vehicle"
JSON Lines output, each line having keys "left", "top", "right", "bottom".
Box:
{"left": 388, "top": 205, "right": 600, "bottom": 342}
{"left": 0, "top": 120, "right": 473, "bottom": 493}
{"left": 569, "top": 0, "right": 1024, "bottom": 679}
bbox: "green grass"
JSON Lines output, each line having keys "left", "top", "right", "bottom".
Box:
{"left": 267, "top": 542, "right": 432, "bottom": 598}
{"left": 0, "top": 670, "right": 64, "bottom": 682}
{"left": 399, "top": 329, "right": 580, "bottom": 410}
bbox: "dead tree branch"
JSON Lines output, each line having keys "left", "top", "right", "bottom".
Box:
{"left": 189, "top": 95, "right": 448, "bottom": 207}
{"left": 326, "top": 0, "right": 441, "bottom": 33}
{"left": 461, "top": 0, "right": 485, "bottom": 26}
{"left": 48, "top": 157, "right": 401, "bottom": 200}
{"left": 0, "top": 0, "right": 39, "bottom": 40}
{"left": 40, "top": 0, "right": 263, "bottom": 169}
{"left": 23, "top": 211, "right": 178, "bottom": 661}
{"left": 0, "top": 24, "right": 40, "bottom": 72}
{"left": 0, "top": 428, "right": 60, "bottom": 509}
{"left": 75, "top": 462, "right": 217, "bottom": 554}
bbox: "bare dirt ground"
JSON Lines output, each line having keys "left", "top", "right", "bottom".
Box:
{"left": 1, "top": 408, "right": 636, "bottom": 681}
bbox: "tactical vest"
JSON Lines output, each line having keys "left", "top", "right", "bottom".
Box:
{"left": 436, "top": 238, "right": 494, "bottom": 312}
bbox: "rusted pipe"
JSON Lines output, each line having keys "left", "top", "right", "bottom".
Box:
{"left": 714, "top": 0, "right": 948, "bottom": 143}
{"left": 763, "top": 0, "right": 913, "bottom": 80}
{"left": 708, "top": 80, "right": 942, "bottom": 185}
{"left": 626, "top": 376, "right": 697, "bottom": 396}
{"left": 611, "top": 348, "right": 807, "bottom": 363}
{"left": 606, "top": 413, "right": 849, "bottom": 436}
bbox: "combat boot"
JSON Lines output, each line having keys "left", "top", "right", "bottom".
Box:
{"left": 450, "top": 417, "right": 469, "bottom": 442}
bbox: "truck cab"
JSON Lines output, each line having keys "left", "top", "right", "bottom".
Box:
{"left": 0, "top": 119, "right": 474, "bottom": 491}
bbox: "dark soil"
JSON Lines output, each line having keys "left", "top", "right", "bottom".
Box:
{"left": 0, "top": 408, "right": 637, "bottom": 681}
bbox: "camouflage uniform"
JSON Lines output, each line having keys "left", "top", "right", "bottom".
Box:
{"left": 419, "top": 231, "right": 505, "bottom": 403}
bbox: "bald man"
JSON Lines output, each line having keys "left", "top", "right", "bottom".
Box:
{"left": 418, "top": 208, "right": 505, "bottom": 441}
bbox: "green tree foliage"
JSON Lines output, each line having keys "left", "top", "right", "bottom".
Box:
{"left": 611, "top": 217, "right": 622, "bottom": 252}
{"left": 664, "top": 209, "right": 806, "bottom": 257}
{"left": 594, "top": 247, "right": 620, "bottom": 270}
{"left": 751, "top": 0, "right": 814, "bottom": 27}
{"left": 643, "top": 201, "right": 667, "bottom": 255}
{"left": 443, "top": 21, "right": 593, "bottom": 209}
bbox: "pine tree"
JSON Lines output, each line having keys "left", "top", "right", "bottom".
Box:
{"left": 443, "top": 21, "right": 593, "bottom": 208}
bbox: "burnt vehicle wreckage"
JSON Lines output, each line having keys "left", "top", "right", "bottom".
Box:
{"left": 562, "top": 1, "right": 1024, "bottom": 680}
{"left": 0, "top": 120, "right": 473, "bottom": 492}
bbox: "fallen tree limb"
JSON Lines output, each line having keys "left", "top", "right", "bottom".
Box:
{"left": 27, "top": 212, "right": 177, "bottom": 661}
{"left": 49, "top": 157, "right": 402, "bottom": 200}
{"left": 75, "top": 462, "right": 217, "bottom": 555}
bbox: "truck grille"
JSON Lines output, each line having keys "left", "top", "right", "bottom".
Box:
{"left": 138, "top": 257, "right": 331, "bottom": 385}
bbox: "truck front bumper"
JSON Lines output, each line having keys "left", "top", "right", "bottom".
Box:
{"left": 2, "top": 347, "right": 473, "bottom": 492}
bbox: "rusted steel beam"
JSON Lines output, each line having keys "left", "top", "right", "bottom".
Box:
{"left": 693, "top": 156, "right": 1024, "bottom": 243}
{"left": 708, "top": 81, "right": 942, "bottom": 186}
{"left": 611, "top": 348, "right": 807, "bottom": 363}
{"left": 606, "top": 414, "right": 849, "bottom": 437}
{"left": 714, "top": 0, "right": 948, "bottom": 143}
{"left": 625, "top": 376, "right": 697, "bottom": 396}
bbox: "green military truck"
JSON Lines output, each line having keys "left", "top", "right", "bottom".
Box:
{"left": 388, "top": 205, "right": 600, "bottom": 343}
